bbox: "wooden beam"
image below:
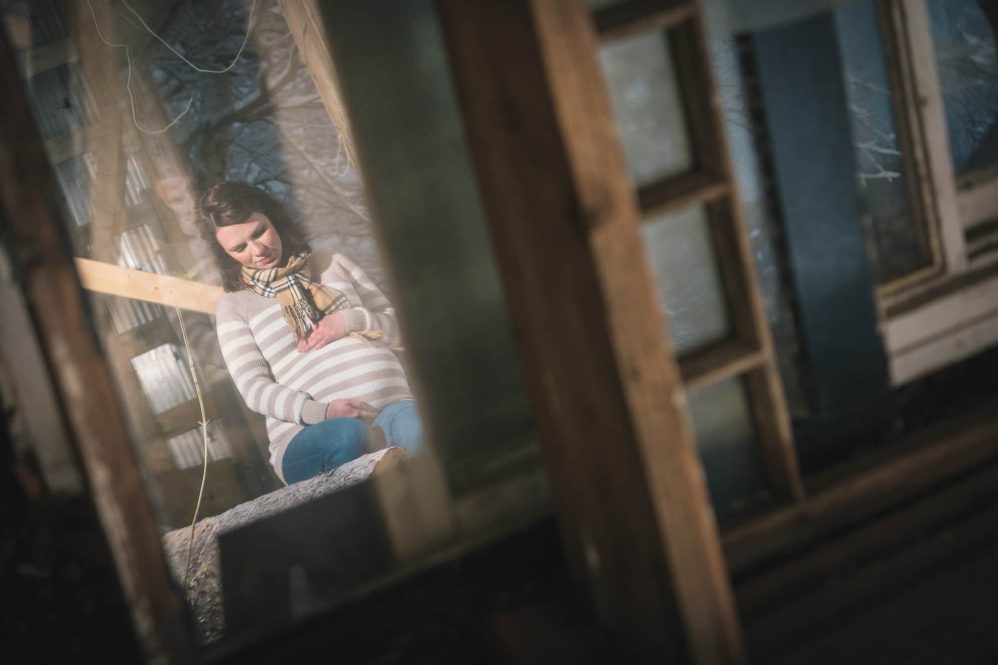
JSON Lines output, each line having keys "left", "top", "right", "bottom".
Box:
{"left": 957, "top": 176, "right": 998, "bottom": 228}
{"left": 157, "top": 397, "right": 220, "bottom": 439}
{"left": 594, "top": 0, "right": 696, "bottom": 44}
{"left": 100, "top": 321, "right": 175, "bottom": 474}
{"left": 723, "top": 398, "right": 998, "bottom": 574}
{"left": 638, "top": 170, "right": 729, "bottom": 220}
{"left": 683, "top": 3, "right": 802, "bottom": 503}
{"left": 2, "top": 12, "right": 31, "bottom": 50}
{"left": 44, "top": 126, "right": 96, "bottom": 164}
{"left": 75, "top": 0, "right": 125, "bottom": 262}
{"left": 75, "top": 258, "right": 223, "bottom": 314}
{"left": 889, "top": 307, "right": 998, "bottom": 385}
{"left": 279, "top": 0, "right": 359, "bottom": 171}
{"left": 885, "top": 0, "right": 966, "bottom": 275}
{"left": 0, "top": 26, "right": 198, "bottom": 664}
{"left": 18, "top": 37, "right": 79, "bottom": 76}
{"left": 875, "top": 0, "right": 947, "bottom": 296}
{"left": 737, "top": 455, "right": 998, "bottom": 617}
{"left": 680, "top": 339, "right": 764, "bottom": 391}
{"left": 439, "top": 1, "right": 745, "bottom": 662}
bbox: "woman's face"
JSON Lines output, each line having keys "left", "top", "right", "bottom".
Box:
{"left": 215, "top": 211, "right": 284, "bottom": 270}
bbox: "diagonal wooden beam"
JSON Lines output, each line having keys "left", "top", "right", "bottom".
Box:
{"left": 74, "top": 0, "right": 125, "bottom": 263}
{"left": 279, "top": 0, "right": 359, "bottom": 171}
{"left": 439, "top": 1, "right": 744, "bottom": 662}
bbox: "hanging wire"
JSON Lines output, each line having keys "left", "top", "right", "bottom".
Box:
{"left": 85, "top": 0, "right": 257, "bottom": 134}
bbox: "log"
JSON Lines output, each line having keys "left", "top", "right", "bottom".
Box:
{"left": 161, "top": 446, "right": 407, "bottom": 643}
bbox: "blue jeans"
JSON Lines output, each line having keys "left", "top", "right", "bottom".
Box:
{"left": 281, "top": 400, "right": 423, "bottom": 484}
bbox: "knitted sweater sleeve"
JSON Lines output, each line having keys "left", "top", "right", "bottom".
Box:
{"left": 215, "top": 295, "right": 326, "bottom": 425}
{"left": 332, "top": 254, "right": 403, "bottom": 348}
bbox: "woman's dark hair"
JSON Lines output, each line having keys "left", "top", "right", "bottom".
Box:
{"left": 198, "top": 181, "right": 311, "bottom": 292}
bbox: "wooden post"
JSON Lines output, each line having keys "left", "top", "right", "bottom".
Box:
{"left": 0, "top": 29, "right": 198, "bottom": 665}
{"left": 279, "top": 0, "right": 359, "bottom": 171}
{"left": 438, "top": 1, "right": 745, "bottom": 662}
{"left": 74, "top": 0, "right": 125, "bottom": 262}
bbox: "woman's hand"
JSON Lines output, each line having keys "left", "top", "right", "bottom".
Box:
{"left": 324, "top": 398, "right": 377, "bottom": 424}
{"left": 297, "top": 312, "right": 348, "bottom": 352}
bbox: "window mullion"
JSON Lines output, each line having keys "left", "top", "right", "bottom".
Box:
{"left": 887, "top": 0, "right": 967, "bottom": 276}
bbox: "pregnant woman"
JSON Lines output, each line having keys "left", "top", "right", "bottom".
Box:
{"left": 200, "top": 181, "right": 421, "bottom": 484}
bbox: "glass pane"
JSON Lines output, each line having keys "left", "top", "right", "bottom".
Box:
{"left": 711, "top": 36, "right": 809, "bottom": 417}
{"left": 835, "top": 1, "right": 934, "bottom": 284}
{"left": 687, "top": 377, "right": 765, "bottom": 511}
{"left": 642, "top": 206, "right": 730, "bottom": 356}
{"left": 928, "top": 0, "right": 998, "bottom": 182}
{"left": 7, "top": 0, "right": 538, "bottom": 649}
{"left": 599, "top": 31, "right": 693, "bottom": 187}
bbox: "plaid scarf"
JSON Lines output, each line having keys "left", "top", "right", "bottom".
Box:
{"left": 241, "top": 251, "right": 357, "bottom": 342}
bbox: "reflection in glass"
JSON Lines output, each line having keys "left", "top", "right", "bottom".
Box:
{"left": 7, "top": 0, "right": 555, "bottom": 649}
{"left": 687, "top": 377, "right": 765, "bottom": 511}
{"left": 8, "top": 0, "right": 454, "bottom": 646}
{"left": 599, "top": 31, "right": 693, "bottom": 187}
{"left": 928, "top": 0, "right": 998, "bottom": 181}
{"left": 836, "top": 1, "right": 932, "bottom": 284}
{"left": 641, "top": 206, "right": 730, "bottom": 356}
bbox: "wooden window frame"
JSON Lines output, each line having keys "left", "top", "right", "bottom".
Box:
{"left": 3, "top": 0, "right": 759, "bottom": 660}
{"left": 7, "top": 0, "right": 998, "bottom": 661}
{"left": 592, "top": 1, "right": 804, "bottom": 506}
{"left": 872, "top": 0, "right": 998, "bottom": 385}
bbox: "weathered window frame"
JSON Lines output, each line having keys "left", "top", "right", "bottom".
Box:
{"left": 592, "top": 0, "right": 804, "bottom": 506}
{"left": 876, "top": 0, "right": 998, "bottom": 385}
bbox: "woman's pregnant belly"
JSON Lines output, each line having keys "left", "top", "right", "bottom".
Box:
{"left": 273, "top": 337, "right": 410, "bottom": 409}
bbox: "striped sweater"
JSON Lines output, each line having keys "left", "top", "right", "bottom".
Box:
{"left": 215, "top": 251, "right": 412, "bottom": 484}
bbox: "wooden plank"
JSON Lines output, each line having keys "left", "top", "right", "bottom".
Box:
{"left": 957, "top": 176, "right": 998, "bottom": 228}
{"left": 2, "top": 12, "right": 31, "bottom": 50}
{"left": 679, "top": 338, "right": 763, "bottom": 391}
{"left": 638, "top": 170, "right": 729, "bottom": 220}
{"left": 743, "top": 365, "right": 803, "bottom": 503}
{"left": 888, "top": 0, "right": 966, "bottom": 274}
{"left": 875, "top": 0, "right": 946, "bottom": 296}
{"left": 0, "top": 25, "right": 197, "bottom": 664}
{"left": 100, "top": 322, "right": 175, "bottom": 474}
{"left": 156, "top": 397, "right": 219, "bottom": 440}
{"left": 594, "top": 0, "right": 696, "bottom": 44}
{"left": 438, "top": 1, "right": 745, "bottom": 662}
{"left": 737, "top": 456, "right": 998, "bottom": 617}
{"left": 119, "top": 70, "right": 208, "bottom": 271}
{"left": 18, "top": 37, "right": 79, "bottom": 77}
{"left": 889, "top": 306, "right": 998, "bottom": 385}
{"left": 883, "top": 269, "right": 998, "bottom": 353}
{"left": 744, "top": 489, "right": 998, "bottom": 657}
{"left": 75, "top": 0, "right": 124, "bottom": 263}
{"left": 44, "top": 125, "right": 95, "bottom": 164}
{"left": 669, "top": 15, "right": 724, "bottom": 177}
{"left": 75, "top": 258, "right": 224, "bottom": 314}
{"left": 723, "top": 399, "right": 998, "bottom": 574}
{"left": 279, "top": 0, "right": 358, "bottom": 171}
{"left": 697, "top": 29, "right": 802, "bottom": 502}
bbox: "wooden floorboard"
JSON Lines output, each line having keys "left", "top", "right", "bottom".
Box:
{"left": 769, "top": 532, "right": 998, "bottom": 665}
{"left": 739, "top": 469, "right": 998, "bottom": 662}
